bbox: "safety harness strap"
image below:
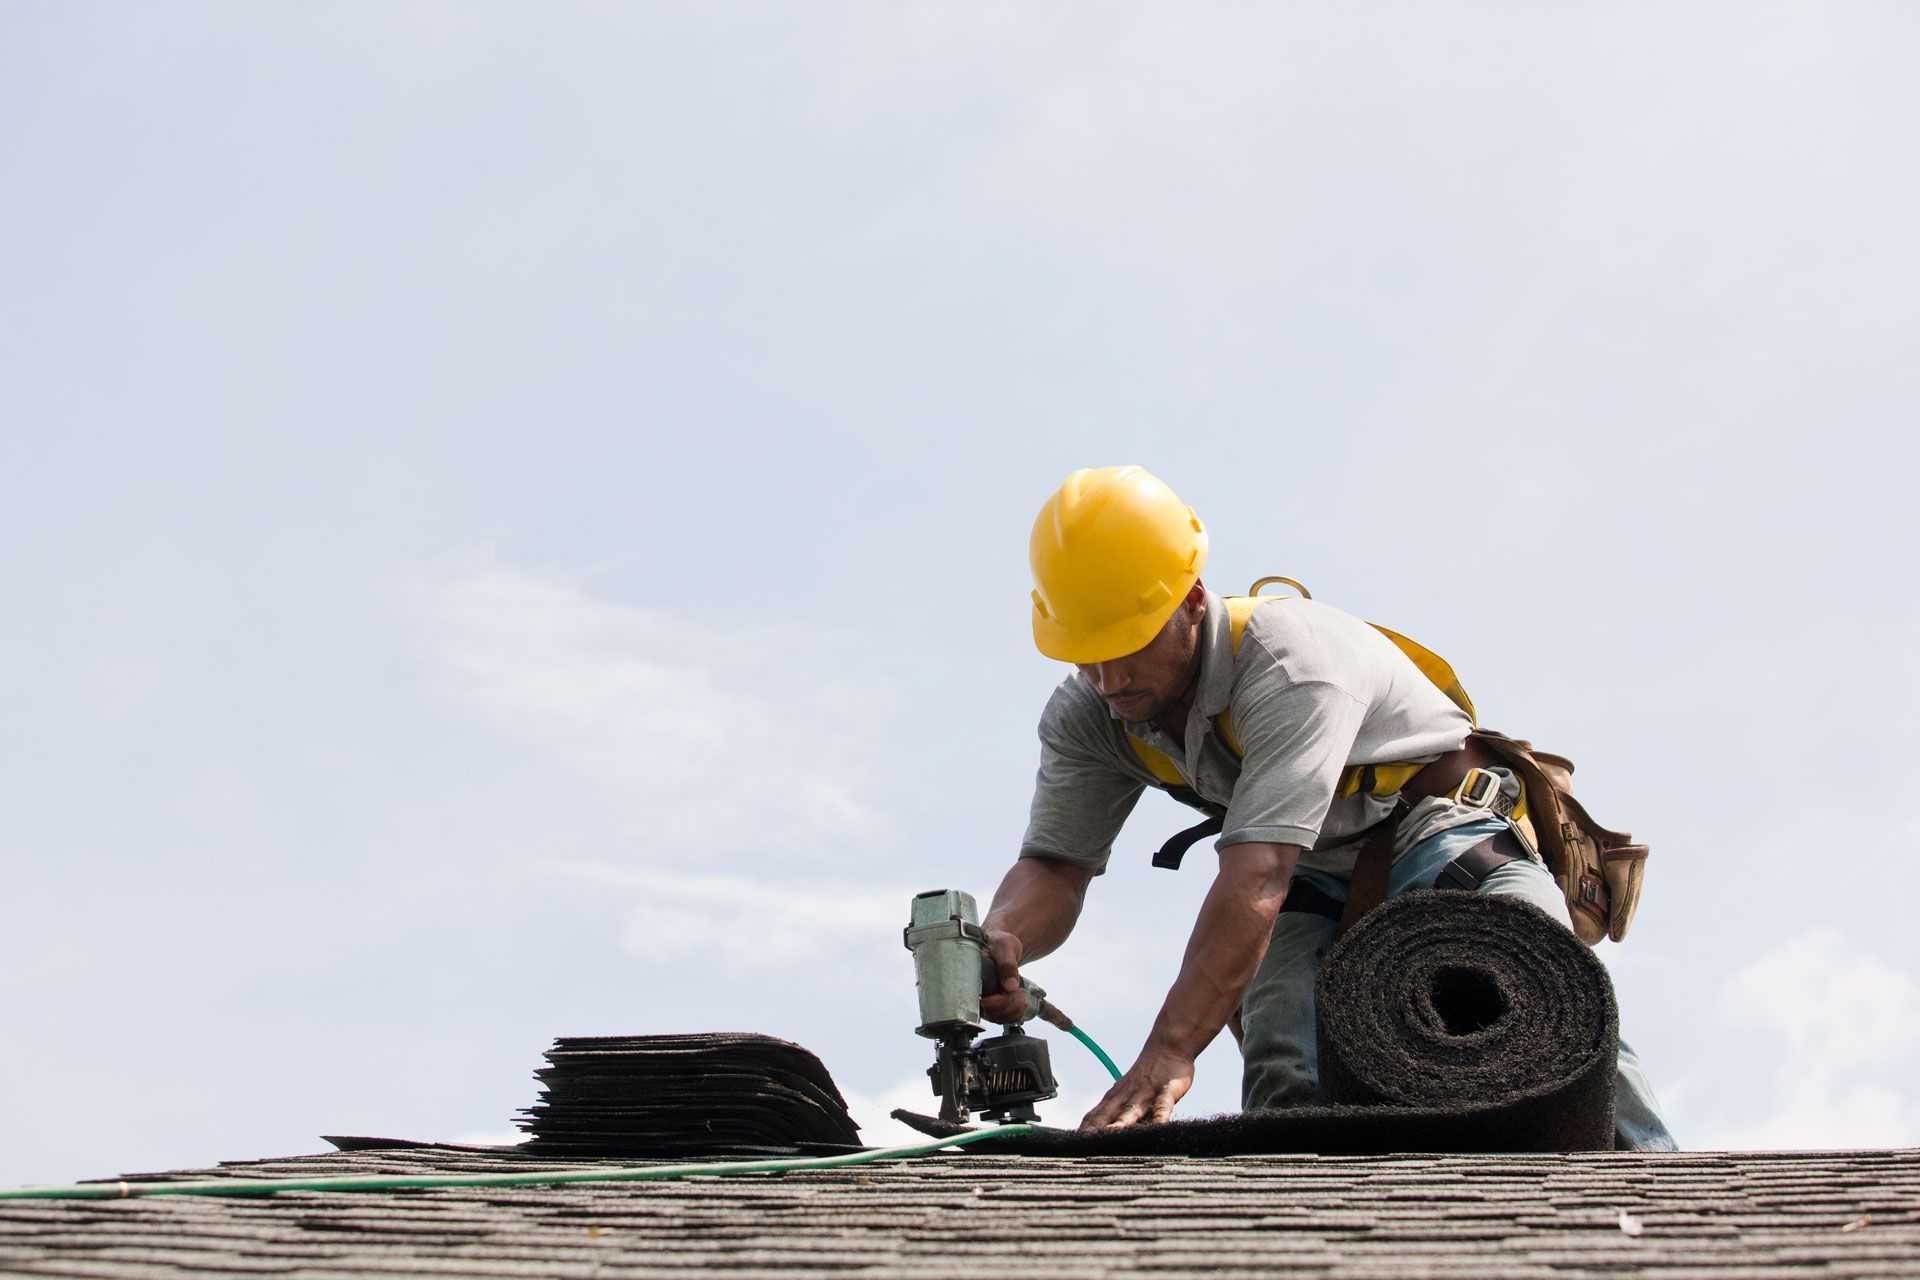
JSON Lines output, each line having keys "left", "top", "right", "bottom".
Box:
{"left": 1433, "top": 827, "right": 1529, "bottom": 891}
{"left": 1281, "top": 829, "right": 1530, "bottom": 925}
{"left": 1334, "top": 736, "right": 1514, "bottom": 934}
{"left": 1127, "top": 588, "right": 1484, "bottom": 872}
{"left": 1340, "top": 822, "right": 1399, "bottom": 935}
{"left": 1280, "top": 876, "right": 1345, "bottom": 922}
{"left": 1152, "top": 815, "right": 1225, "bottom": 870}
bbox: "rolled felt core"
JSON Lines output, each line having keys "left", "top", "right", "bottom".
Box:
{"left": 1313, "top": 890, "right": 1618, "bottom": 1149}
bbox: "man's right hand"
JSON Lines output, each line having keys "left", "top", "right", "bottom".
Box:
{"left": 978, "top": 929, "right": 1030, "bottom": 1024}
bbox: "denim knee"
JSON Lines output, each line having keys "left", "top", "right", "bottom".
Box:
{"left": 1239, "top": 908, "right": 1337, "bottom": 1110}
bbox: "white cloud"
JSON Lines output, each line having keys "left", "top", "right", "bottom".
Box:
{"left": 1724, "top": 931, "right": 1920, "bottom": 1080}
{"left": 410, "top": 564, "right": 896, "bottom": 858}
{"left": 1713, "top": 1087, "right": 1920, "bottom": 1153}
{"left": 550, "top": 861, "right": 909, "bottom": 976}
{"left": 1704, "top": 930, "right": 1920, "bottom": 1149}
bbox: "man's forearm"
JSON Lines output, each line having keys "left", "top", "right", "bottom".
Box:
{"left": 981, "top": 855, "right": 1094, "bottom": 962}
{"left": 1146, "top": 842, "right": 1299, "bottom": 1058}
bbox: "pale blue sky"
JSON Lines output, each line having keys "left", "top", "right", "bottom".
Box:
{"left": 3, "top": 1, "right": 1917, "bottom": 1185}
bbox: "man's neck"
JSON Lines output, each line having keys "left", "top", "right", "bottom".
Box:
{"left": 1154, "top": 655, "right": 1205, "bottom": 741}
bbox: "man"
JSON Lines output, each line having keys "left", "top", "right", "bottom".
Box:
{"left": 980, "top": 465, "right": 1674, "bottom": 1150}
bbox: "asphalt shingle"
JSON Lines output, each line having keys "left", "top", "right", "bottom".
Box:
{"left": 1, "top": 1146, "right": 1916, "bottom": 1277}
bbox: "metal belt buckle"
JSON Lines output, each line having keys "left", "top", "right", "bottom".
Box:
{"left": 1456, "top": 767, "right": 1500, "bottom": 810}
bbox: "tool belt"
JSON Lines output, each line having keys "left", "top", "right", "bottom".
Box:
{"left": 1465, "top": 729, "right": 1648, "bottom": 945}
{"left": 1163, "top": 730, "right": 1649, "bottom": 946}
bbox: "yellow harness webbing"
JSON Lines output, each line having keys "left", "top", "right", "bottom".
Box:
{"left": 1124, "top": 593, "right": 1478, "bottom": 812}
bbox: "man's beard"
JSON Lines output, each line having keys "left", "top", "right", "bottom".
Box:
{"left": 1110, "top": 690, "right": 1173, "bottom": 725}
{"left": 1120, "top": 657, "right": 1201, "bottom": 727}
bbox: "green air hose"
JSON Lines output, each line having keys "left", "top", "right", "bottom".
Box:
{"left": 0, "top": 998, "right": 1121, "bottom": 1202}
{"left": 1069, "top": 1024, "right": 1123, "bottom": 1081}
{"left": 0, "top": 1022, "right": 1119, "bottom": 1202}
{"left": 1033, "top": 999, "right": 1124, "bottom": 1082}
{"left": 0, "top": 1125, "right": 1034, "bottom": 1201}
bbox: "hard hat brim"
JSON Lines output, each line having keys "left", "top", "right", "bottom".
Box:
{"left": 1031, "top": 581, "right": 1193, "bottom": 665}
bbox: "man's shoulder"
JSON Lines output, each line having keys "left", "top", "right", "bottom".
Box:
{"left": 1237, "top": 596, "right": 1377, "bottom": 657}
{"left": 1227, "top": 596, "right": 1409, "bottom": 705}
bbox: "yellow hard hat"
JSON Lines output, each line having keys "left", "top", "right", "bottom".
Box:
{"left": 1029, "top": 466, "right": 1208, "bottom": 663}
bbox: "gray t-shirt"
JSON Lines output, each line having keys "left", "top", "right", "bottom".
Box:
{"left": 1019, "top": 592, "right": 1485, "bottom": 878}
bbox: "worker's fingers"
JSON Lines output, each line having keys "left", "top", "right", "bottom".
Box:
{"left": 983, "top": 930, "right": 1024, "bottom": 992}
{"left": 1080, "top": 1047, "right": 1196, "bottom": 1130}
{"left": 1078, "top": 1084, "right": 1123, "bottom": 1130}
{"left": 1079, "top": 1078, "right": 1150, "bottom": 1130}
{"left": 1153, "top": 1068, "right": 1193, "bottom": 1122}
{"left": 979, "top": 990, "right": 1029, "bottom": 1024}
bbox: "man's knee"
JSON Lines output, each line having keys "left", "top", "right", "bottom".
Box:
{"left": 1238, "top": 908, "right": 1337, "bottom": 1110}
{"left": 1475, "top": 856, "right": 1574, "bottom": 929}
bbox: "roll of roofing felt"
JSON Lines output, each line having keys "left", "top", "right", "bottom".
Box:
{"left": 927, "top": 891, "right": 1619, "bottom": 1155}
{"left": 1313, "top": 889, "right": 1618, "bottom": 1151}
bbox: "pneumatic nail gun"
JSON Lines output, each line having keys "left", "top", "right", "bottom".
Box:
{"left": 903, "top": 889, "right": 1062, "bottom": 1124}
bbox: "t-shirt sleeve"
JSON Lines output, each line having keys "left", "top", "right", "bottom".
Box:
{"left": 1018, "top": 685, "right": 1145, "bottom": 875}
{"left": 1217, "top": 676, "right": 1369, "bottom": 851}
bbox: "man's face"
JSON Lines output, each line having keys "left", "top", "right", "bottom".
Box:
{"left": 1075, "top": 595, "right": 1204, "bottom": 724}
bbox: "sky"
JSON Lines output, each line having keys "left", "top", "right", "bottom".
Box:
{"left": 2, "top": 1, "right": 1917, "bottom": 1186}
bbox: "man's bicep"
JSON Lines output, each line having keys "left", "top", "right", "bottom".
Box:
{"left": 1015, "top": 853, "right": 1099, "bottom": 894}
{"left": 1215, "top": 840, "right": 1302, "bottom": 888}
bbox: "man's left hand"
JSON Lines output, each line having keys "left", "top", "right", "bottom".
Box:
{"left": 1078, "top": 1043, "right": 1195, "bottom": 1129}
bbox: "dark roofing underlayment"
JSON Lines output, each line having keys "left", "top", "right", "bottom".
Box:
{"left": 914, "top": 892, "right": 1623, "bottom": 1158}
{"left": 2, "top": 1145, "right": 1916, "bottom": 1277}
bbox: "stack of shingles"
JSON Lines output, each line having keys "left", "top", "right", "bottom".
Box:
{"left": 517, "top": 1033, "right": 863, "bottom": 1158}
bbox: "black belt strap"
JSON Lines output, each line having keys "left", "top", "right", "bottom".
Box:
{"left": 1153, "top": 815, "right": 1223, "bottom": 870}
{"left": 1151, "top": 783, "right": 1225, "bottom": 871}
{"left": 1432, "top": 828, "right": 1529, "bottom": 891}
{"left": 1152, "top": 791, "right": 1525, "bottom": 883}
{"left": 1279, "top": 876, "right": 1345, "bottom": 922}
{"left": 1271, "top": 831, "right": 1526, "bottom": 928}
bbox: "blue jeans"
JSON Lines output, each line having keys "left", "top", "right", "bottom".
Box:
{"left": 1237, "top": 816, "right": 1677, "bottom": 1151}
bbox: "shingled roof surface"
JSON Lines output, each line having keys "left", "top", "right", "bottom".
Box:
{"left": 2, "top": 1145, "right": 1916, "bottom": 1277}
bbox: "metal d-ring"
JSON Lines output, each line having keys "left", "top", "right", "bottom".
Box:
{"left": 1248, "top": 576, "right": 1312, "bottom": 600}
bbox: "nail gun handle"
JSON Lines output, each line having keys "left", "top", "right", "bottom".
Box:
{"left": 977, "top": 948, "right": 1046, "bottom": 1023}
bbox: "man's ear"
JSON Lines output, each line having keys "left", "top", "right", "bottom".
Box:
{"left": 1183, "top": 581, "right": 1207, "bottom": 617}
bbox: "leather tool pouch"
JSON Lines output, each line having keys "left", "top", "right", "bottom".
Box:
{"left": 1467, "top": 729, "right": 1649, "bottom": 944}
